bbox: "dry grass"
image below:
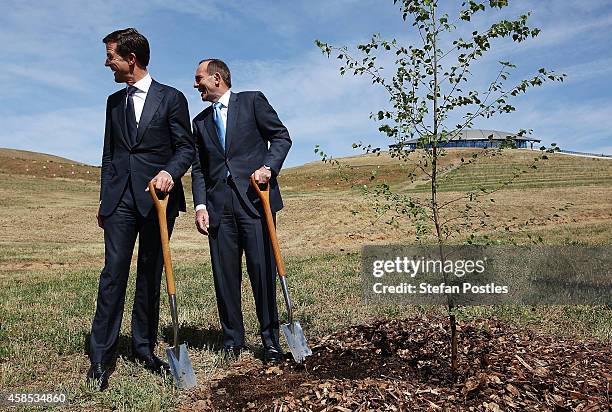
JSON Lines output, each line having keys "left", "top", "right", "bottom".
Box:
{"left": 2, "top": 149, "right": 610, "bottom": 272}
{"left": 0, "top": 147, "right": 611, "bottom": 410}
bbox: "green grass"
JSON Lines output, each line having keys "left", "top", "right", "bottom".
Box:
{"left": 1, "top": 253, "right": 610, "bottom": 410}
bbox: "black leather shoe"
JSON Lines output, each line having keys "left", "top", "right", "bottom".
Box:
{"left": 86, "top": 363, "right": 109, "bottom": 391}
{"left": 221, "top": 345, "right": 243, "bottom": 359}
{"left": 263, "top": 347, "right": 284, "bottom": 364}
{"left": 134, "top": 354, "right": 170, "bottom": 375}
{"left": 273, "top": 342, "right": 285, "bottom": 356}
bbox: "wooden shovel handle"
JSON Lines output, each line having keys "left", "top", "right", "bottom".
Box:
{"left": 148, "top": 181, "right": 176, "bottom": 295}
{"left": 250, "top": 175, "right": 286, "bottom": 278}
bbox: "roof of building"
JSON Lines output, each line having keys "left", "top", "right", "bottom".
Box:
{"left": 403, "top": 129, "right": 541, "bottom": 144}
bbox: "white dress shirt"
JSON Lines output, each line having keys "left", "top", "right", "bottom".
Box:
{"left": 128, "top": 73, "right": 152, "bottom": 126}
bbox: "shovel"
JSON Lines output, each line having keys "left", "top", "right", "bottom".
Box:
{"left": 250, "top": 176, "right": 312, "bottom": 363}
{"left": 148, "top": 181, "right": 197, "bottom": 389}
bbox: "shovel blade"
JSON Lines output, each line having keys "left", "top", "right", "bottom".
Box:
{"left": 166, "top": 344, "right": 197, "bottom": 389}
{"left": 281, "top": 321, "right": 312, "bottom": 363}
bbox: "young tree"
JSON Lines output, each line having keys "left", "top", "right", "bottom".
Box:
{"left": 316, "top": 0, "right": 564, "bottom": 371}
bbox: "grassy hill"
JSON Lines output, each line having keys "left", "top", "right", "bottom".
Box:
{"left": 0, "top": 147, "right": 98, "bottom": 181}
{"left": 279, "top": 149, "right": 612, "bottom": 193}
{"left": 3, "top": 146, "right": 610, "bottom": 194}
{"left": 1, "top": 148, "right": 610, "bottom": 269}
{"left": 0, "top": 148, "right": 80, "bottom": 163}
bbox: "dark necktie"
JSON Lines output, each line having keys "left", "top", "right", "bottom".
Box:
{"left": 125, "top": 85, "right": 138, "bottom": 145}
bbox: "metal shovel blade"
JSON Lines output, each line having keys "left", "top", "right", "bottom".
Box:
{"left": 281, "top": 321, "right": 312, "bottom": 363}
{"left": 166, "top": 344, "right": 197, "bottom": 389}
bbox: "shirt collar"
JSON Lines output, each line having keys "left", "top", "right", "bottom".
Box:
{"left": 130, "top": 73, "right": 152, "bottom": 93}
{"left": 215, "top": 89, "right": 231, "bottom": 108}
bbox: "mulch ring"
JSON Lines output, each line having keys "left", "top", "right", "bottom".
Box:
{"left": 179, "top": 316, "right": 611, "bottom": 411}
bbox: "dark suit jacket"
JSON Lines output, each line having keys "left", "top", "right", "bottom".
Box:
{"left": 99, "top": 79, "right": 195, "bottom": 218}
{"left": 191, "top": 91, "right": 292, "bottom": 226}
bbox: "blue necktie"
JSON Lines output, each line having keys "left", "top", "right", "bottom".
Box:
{"left": 212, "top": 102, "right": 226, "bottom": 150}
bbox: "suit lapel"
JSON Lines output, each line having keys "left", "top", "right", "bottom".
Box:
{"left": 111, "top": 93, "right": 131, "bottom": 149}
{"left": 224, "top": 92, "right": 239, "bottom": 155}
{"left": 136, "top": 80, "right": 164, "bottom": 144}
{"left": 203, "top": 110, "right": 224, "bottom": 154}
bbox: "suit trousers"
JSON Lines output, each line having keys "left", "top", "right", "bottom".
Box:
{"left": 208, "top": 178, "right": 280, "bottom": 349}
{"left": 89, "top": 180, "right": 175, "bottom": 363}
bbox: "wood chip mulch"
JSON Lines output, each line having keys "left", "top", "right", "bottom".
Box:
{"left": 178, "top": 316, "right": 611, "bottom": 411}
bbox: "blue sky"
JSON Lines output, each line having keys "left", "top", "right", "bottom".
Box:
{"left": 1, "top": 0, "right": 611, "bottom": 167}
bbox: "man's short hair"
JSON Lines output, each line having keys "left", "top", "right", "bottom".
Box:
{"left": 103, "top": 28, "right": 150, "bottom": 67}
{"left": 200, "top": 59, "right": 232, "bottom": 88}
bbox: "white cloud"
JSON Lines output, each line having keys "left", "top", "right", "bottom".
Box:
{"left": 477, "top": 97, "right": 612, "bottom": 154}
{"left": 0, "top": 106, "right": 105, "bottom": 165}
{"left": 149, "top": 0, "right": 229, "bottom": 22}
{"left": 557, "top": 57, "right": 612, "bottom": 83}
{"left": 0, "top": 63, "right": 89, "bottom": 94}
{"left": 0, "top": 0, "right": 610, "bottom": 167}
{"left": 228, "top": 51, "right": 393, "bottom": 165}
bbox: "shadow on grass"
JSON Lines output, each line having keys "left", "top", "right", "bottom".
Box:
{"left": 161, "top": 324, "right": 225, "bottom": 351}
{"left": 83, "top": 326, "right": 225, "bottom": 357}
{"left": 160, "top": 325, "right": 282, "bottom": 362}
{"left": 83, "top": 333, "right": 133, "bottom": 359}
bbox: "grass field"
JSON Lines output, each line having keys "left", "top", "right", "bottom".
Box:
{"left": 0, "top": 147, "right": 610, "bottom": 410}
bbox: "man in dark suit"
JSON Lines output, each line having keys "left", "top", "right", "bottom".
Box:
{"left": 190, "top": 59, "right": 292, "bottom": 363}
{"left": 88, "top": 28, "right": 194, "bottom": 390}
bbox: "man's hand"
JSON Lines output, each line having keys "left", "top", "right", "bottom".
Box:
{"left": 252, "top": 166, "right": 272, "bottom": 184}
{"left": 195, "top": 209, "right": 209, "bottom": 235}
{"left": 97, "top": 207, "right": 104, "bottom": 229}
{"left": 147, "top": 170, "right": 174, "bottom": 193}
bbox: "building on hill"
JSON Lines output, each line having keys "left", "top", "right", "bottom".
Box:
{"left": 399, "top": 129, "right": 541, "bottom": 150}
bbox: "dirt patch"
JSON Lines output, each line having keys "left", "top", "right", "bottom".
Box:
{"left": 181, "top": 317, "right": 612, "bottom": 411}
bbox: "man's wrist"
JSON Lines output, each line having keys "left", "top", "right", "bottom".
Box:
{"left": 160, "top": 170, "right": 174, "bottom": 182}
{"left": 195, "top": 204, "right": 206, "bottom": 212}
{"left": 262, "top": 165, "right": 271, "bottom": 171}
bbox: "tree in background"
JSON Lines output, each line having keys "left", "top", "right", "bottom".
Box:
{"left": 316, "top": 0, "right": 565, "bottom": 371}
